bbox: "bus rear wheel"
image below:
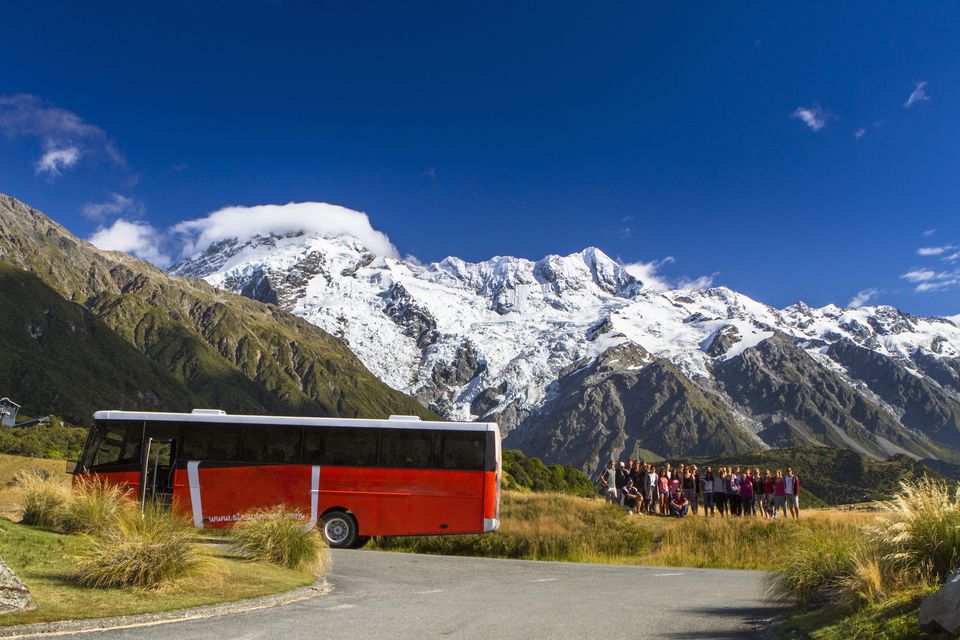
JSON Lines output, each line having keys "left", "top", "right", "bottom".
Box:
{"left": 321, "top": 511, "right": 358, "bottom": 549}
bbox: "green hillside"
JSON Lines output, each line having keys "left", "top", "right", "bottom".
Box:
{"left": 0, "top": 193, "right": 438, "bottom": 424}
{"left": 0, "top": 265, "right": 202, "bottom": 423}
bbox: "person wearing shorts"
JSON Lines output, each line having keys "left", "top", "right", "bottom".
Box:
{"left": 784, "top": 467, "right": 800, "bottom": 519}
{"left": 773, "top": 469, "right": 786, "bottom": 518}
{"left": 599, "top": 459, "right": 618, "bottom": 504}
{"left": 762, "top": 469, "right": 775, "bottom": 519}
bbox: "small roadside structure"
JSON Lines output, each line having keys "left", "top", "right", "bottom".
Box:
{"left": 0, "top": 398, "right": 20, "bottom": 428}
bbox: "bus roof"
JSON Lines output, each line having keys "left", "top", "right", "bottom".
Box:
{"left": 93, "top": 410, "right": 499, "bottom": 433}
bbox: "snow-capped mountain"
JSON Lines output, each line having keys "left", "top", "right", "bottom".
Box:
{"left": 172, "top": 230, "right": 960, "bottom": 471}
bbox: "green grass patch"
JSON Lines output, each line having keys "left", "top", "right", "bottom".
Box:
{"left": 778, "top": 586, "right": 938, "bottom": 640}
{"left": 0, "top": 519, "right": 315, "bottom": 626}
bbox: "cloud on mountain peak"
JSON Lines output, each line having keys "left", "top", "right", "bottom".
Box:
{"left": 172, "top": 201, "right": 399, "bottom": 259}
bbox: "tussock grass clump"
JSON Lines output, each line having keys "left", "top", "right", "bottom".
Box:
{"left": 769, "top": 477, "right": 960, "bottom": 612}
{"left": 767, "top": 526, "right": 862, "bottom": 604}
{"left": 59, "top": 476, "right": 131, "bottom": 534}
{"left": 74, "top": 503, "right": 204, "bottom": 589}
{"left": 869, "top": 477, "right": 960, "bottom": 582}
{"left": 231, "top": 506, "right": 329, "bottom": 573}
{"left": 15, "top": 469, "right": 69, "bottom": 529}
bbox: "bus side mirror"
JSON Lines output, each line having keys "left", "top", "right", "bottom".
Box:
{"left": 65, "top": 460, "right": 79, "bottom": 474}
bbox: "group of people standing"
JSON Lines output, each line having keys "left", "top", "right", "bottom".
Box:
{"left": 597, "top": 459, "right": 801, "bottom": 519}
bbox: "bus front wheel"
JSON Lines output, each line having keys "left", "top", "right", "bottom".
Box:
{"left": 321, "top": 511, "right": 358, "bottom": 549}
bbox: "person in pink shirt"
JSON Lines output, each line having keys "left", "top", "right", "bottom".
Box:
{"left": 773, "top": 469, "right": 787, "bottom": 519}
{"left": 658, "top": 469, "right": 670, "bottom": 516}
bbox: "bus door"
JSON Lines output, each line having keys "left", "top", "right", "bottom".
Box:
{"left": 139, "top": 437, "right": 177, "bottom": 505}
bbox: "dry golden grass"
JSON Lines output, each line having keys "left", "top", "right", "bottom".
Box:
{"left": 644, "top": 509, "right": 876, "bottom": 570}
{"left": 0, "top": 453, "right": 70, "bottom": 520}
{"left": 375, "top": 490, "right": 653, "bottom": 562}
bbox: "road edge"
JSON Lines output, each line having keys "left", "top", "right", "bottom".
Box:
{"left": 0, "top": 579, "right": 332, "bottom": 639}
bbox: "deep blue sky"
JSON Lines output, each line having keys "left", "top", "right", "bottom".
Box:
{"left": 1, "top": 2, "right": 958, "bottom": 315}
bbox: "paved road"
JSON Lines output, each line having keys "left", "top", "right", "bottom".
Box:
{"left": 60, "top": 550, "right": 784, "bottom": 640}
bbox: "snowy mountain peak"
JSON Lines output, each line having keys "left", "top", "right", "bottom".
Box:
{"left": 172, "top": 233, "right": 960, "bottom": 452}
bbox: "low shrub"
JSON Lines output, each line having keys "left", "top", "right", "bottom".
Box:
{"left": 870, "top": 477, "right": 960, "bottom": 582}
{"left": 766, "top": 526, "right": 862, "bottom": 604}
{"left": 230, "top": 506, "right": 329, "bottom": 572}
{"left": 15, "top": 468, "right": 69, "bottom": 529}
{"left": 59, "top": 476, "right": 131, "bottom": 534}
{"left": 74, "top": 503, "right": 204, "bottom": 588}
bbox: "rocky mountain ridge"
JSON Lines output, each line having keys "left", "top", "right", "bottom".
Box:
{"left": 172, "top": 228, "right": 960, "bottom": 471}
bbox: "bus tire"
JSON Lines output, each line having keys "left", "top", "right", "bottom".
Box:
{"left": 353, "top": 535, "right": 370, "bottom": 549}
{"left": 321, "top": 511, "right": 358, "bottom": 549}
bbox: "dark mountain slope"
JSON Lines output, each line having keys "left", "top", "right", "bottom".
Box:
{"left": 827, "top": 338, "right": 960, "bottom": 448}
{"left": 715, "top": 334, "right": 953, "bottom": 461}
{"left": 0, "top": 265, "right": 202, "bottom": 424}
{"left": 0, "top": 193, "right": 437, "bottom": 421}
{"left": 508, "top": 343, "right": 760, "bottom": 471}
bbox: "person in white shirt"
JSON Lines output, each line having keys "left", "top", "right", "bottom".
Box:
{"left": 784, "top": 467, "right": 800, "bottom": 519}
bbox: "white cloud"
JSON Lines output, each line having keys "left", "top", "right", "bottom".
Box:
{"left": 621, "top": 257, "right": 714, "bottom": 292}
{"left": 918, "top": 245, "right": 956, "bottom": 256}
{"left": 904, "top": 81, "right": 930, "bottom": 108}
{"left": 623, "top": 257, "right": 674, "bottom": 292}
{"left": 88, "top": 219, "right": 171, "bottom": 267}
{"left": 901, "top": 269, "right": 938, "bottom": 283}
{"left": 82, "top": 193, "right": 145, "bottom": 220}
{"left": 791, "top": 106, "right": 827, "bottom": 132}
{"left": 848, "top": 288, "right": 879, "bottom": 308}
{"left": 34, "top": 146, "right": 80, "bottom": 176}
{"left": 853, "top": 128, "right": 867, "bottom": 139}
{"left": 901, "top": 267, "right": 960, "bottom": 293}
{"left": 677, "top": 274, "right": 717, "bottom": 290}
{"left": 0, "top": 93, "right": 125, "bottom": 177}
{"left": 922, "top": 228, "right": 937, "bottom": 237}
{"left": 916, "top": 277, "right": 960, "bottom": 293}
{"left": 172, "top": 201, "right": 399, "bottom": 258}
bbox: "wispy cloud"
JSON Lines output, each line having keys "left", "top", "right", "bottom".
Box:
{"left": 621, "top": 256, "right": 715, "bottom": 292}
{"left": 853, "top": 127, "right": 867, "bottom": 139}
{"left": 82, "top": 193, "right": 145, "bottom": 220}
{"left": 900, "top": 268, "right": 960, "bottom": 293}
{"left": 848, "top": 288, "right": 879, "bottom": 308}
{"left": 791, "top": 105, "right": 827, "bottom": 132}
{"left": 0, "top": 93, "right": 125, "bottom": 178}
{"left": 922, "top": 228, "right": 937, "bottom": 237}
{"left": 35, "top": 146, "right": 80, "bottom": 176}
{"left": 904, "top": 81, "right": 930, "bottom": 108}
{"left": 88, "top": 219, "right": 171, "bottom": 267}
{"left": 917, "top": 245, "right": 956, "bottom": 256}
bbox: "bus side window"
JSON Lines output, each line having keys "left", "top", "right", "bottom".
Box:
{"left": 242, "top": 425, "right": 301, "bottom": 463}
{"left": 305, "top": 427, "right": 378, "bottom": 466}
{"left": 380, "top": 429, "right": 433, "bottom": 468}
{"left": 88, "top": 421, "right": 144, "bottom": 469}
{"left": 181, "top": 424, "right": 240, "bottom": 461}
{"left": 434, "top": 431, "right": 485, "bottom": 471}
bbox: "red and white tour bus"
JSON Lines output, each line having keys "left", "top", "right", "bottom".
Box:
{"left": 75, "top": 409, "right": 501, "bottom": 548}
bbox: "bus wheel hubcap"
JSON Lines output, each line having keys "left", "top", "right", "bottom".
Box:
{"left": 325, "top": 518, "right": 350, "bottom": 544}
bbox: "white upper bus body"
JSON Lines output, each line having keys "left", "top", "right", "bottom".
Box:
{"left": 93, "top": 409, "right": 500, "bottom": 434}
